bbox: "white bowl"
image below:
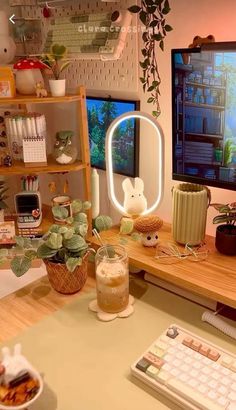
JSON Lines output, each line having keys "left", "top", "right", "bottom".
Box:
{"left": 0, "top": 369, "right": 43, "bottom": 410}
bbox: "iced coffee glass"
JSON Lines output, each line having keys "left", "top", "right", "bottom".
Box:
{"left": 95, "top": 245, "right": 129, "bottom": 313}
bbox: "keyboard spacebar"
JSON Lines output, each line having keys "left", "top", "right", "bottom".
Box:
{"left": 167, "top": 379, "right": 226, "bottom": 410}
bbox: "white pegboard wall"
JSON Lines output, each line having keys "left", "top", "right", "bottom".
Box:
{"left": 17, "top": 0, "right": 139, "bottom": 94}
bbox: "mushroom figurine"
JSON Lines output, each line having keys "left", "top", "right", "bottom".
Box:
{"left": 134, "top": 215, "right": 163, "bottom": 247}
{"left": 13, "top": 59, "right": 47, "bottom": 95}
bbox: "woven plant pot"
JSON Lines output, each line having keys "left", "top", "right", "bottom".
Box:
{"left": 44, "top": 254, "right": 88, "bottom": 295}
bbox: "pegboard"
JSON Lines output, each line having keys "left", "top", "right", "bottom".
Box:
{"left": 15, "top": 0, "right": 139, "bottom": 93}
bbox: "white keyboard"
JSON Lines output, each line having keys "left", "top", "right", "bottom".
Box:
{"left": 131, "top": 324, "right": 236, "bottom": 410}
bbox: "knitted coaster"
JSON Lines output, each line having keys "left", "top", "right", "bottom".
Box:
{"left": 89, "top": 295, "right": 134, "bottom": 322}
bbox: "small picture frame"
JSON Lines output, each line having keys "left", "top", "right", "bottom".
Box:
{"left": 0, "top": 221, "right": 16, "bottom": 245}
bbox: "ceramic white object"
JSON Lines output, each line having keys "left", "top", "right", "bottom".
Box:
{"left": 0, "top": 11, "right": 16, "bottom": 65}
{"left": 15, "top": 69, "right": 44, "bottom": 95}
{"left": 0, "top": 344, "right": 43, "bottom": 410}
{"left": 49, "top": 79, "right": 66, "bottom": 97}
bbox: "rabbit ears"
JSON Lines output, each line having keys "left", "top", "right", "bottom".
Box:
{"left": 122, "top": 177, "right": 144, "bottom": 193}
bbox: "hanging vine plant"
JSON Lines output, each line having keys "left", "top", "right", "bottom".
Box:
{"left": 128, "top": 0, "right": 172, "bottom": 117}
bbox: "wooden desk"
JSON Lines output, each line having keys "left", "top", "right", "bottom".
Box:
{"left": 0, "top": 278, "right": 235, "bottom": 410}
{"left": 89, "top": 225, "right": 236, "bottom": 309}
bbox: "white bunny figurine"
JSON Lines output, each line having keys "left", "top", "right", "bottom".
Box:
{"left": 0, "top": 11, "right": 16, "bottom": 65}
{"left": 122, "top": 177, "right": 147, "bottom": 216}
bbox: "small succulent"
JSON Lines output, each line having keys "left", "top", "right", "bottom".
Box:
{"left": 211, "top": 202, "right": 236, "bottom": 226}
{"left": 41, "top": 44, "right": 71, "bottom": 80}
{"left": 7, "top": 200, "right": 113, "bottom": 277}
{"left": 0, "top": 180, "right": 9, "bottom": 210}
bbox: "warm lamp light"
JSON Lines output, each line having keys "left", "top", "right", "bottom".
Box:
{"left": 105, "top": 111, "right": 164, "bottom": 216}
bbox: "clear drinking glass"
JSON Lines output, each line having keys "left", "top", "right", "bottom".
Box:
{"left": 95, "top": 245, "right": 129, "bottom": 313}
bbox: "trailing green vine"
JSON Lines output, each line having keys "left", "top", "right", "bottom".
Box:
{"left": 128, "top": 0, "right": 172, "bottom": 117}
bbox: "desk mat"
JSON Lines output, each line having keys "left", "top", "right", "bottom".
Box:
{"left": 1, "top": 278, "right": 235, "bottom": 410}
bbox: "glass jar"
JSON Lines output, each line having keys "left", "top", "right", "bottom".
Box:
{"left": 95, "top": 245, "right": 129, "bottom": 313}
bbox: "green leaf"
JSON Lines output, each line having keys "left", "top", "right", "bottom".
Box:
{"left": 73, "top": 212, "right": 87, "bottom": 223}
{"left": 59, "top": 61, "right": 71, "bottom": 74}
{"left": 52, "top": 205, "right": 68, "bottom": 220}
{"left": 37, "top": 244, "right": 58, "bottom": 259}
{"left": 0, "top": 249, "right": 8, "bottom": 258}
{"left": 165, "top": 24, "right": 173, "bottom": 31}
{"left": 45, "top": 233, "right": 63, "bottom": 250}
{"left": 152, "top": 110, "right": 160, "bottom": 117}
{"left": 159, "top": 40, "right": 164, "bottom": 50}
{"left": 66, "top": 257, "right": 82, "bottom": 272}
{"left": 82, "top": 201, "right": 91, "bottom": 211}
{"left": 63, "top": 235, "right": 87, "bottom": 251}
{"left": 25, "top": 250, "right": 37, "bottom": 261}
{"left": 162, "top": 6, "right": 171, "bottom": 14}
{"left": 57, "top": 226, "right": 68, "bottom": 234}
{"left": 147, "top": 85, "right": 155, "bottom": 92}
{"left": 64, "top": 227, "right": 75, "bottom": 240}
{"left": 119, "top": 218, "right": 134, "bottom": 235}
{"left": 147, "top": 97, "right": 154, "bottom": 103}
{"left": 150, "top": 20, "right": 159, "bottom": 28}
{"left": 11, "top": 257, "right": 31, "bottom": 277}
{"left": 140, "top": 10, "right": 148, "bottom": 25}
{"left": 141, "top": 48, "right": 147, "bottom": 57}
{"left": 152, "top": 80, "right": 160, "bottom": 87}
{"left": 131, "top": 232, "right": 141, "bottom": 241}
{"left": 128, "top": 5, "right": 141, "bottom": 13}
{"left": 139, "top": 77, "right": 146, "bottom": 84}
{"left": 49, "top": 224, "right": 61, "bottom": 233}
{"left": 153, "top": 33, "right": 163, "bottom": 41}
{"left": 15, "top": 236, "right": 25, "bottom": 248}
{"left": 74, "top": 223, "right": 88, "bottom": 238}
{"left": 71, "top": 199, "right": 82, "bottom": 214}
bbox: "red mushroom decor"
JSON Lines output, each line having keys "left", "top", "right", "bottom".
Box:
{"left": 14, "top": 59, "right": 47, "bottom": 95}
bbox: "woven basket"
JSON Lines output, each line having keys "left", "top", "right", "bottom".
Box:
{"left": 44, "top": 254, "right": 88, "bottom": 295}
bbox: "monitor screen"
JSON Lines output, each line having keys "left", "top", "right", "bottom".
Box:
{"left": 87, "top": 97, "right": 140, "bottom": 177}
{"left": 172, "top": 43, "right": 236, "bottom": 191}
{"left": 16, "top": 194, "right": 39, "bottom": 214}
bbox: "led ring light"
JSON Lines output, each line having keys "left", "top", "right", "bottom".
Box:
{"left": 105, "top": 111, "right": 164, "bottom": 216}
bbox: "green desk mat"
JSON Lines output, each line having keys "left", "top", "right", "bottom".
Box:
{"left": 2, "top": 278, "right": 235, "bottom": 410}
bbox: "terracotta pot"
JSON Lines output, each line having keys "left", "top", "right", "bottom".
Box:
{"left": 215, "top": 224, "right": 236, "bottom": 256}
{"left": 44, "top": 254, "right": 88, "bottom": 294}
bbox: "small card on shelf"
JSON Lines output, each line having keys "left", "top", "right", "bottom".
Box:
{"left": 23, "top": 136, "right": 47, "bottom": 167}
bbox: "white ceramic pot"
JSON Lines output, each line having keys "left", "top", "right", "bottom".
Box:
{"left": 15, "top": 69, "right": 44, "bottom": 95}
{"left": 49, "top": 79, "right": 66, "bottom": 97}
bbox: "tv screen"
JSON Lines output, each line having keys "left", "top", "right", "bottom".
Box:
{"left": 87, "top": 97, "right": 140, "bottom": 177}
{"left": 172, "top": 43, "right": 236, "bottom": 191}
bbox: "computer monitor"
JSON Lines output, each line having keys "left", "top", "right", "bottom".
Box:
{"left": 172, "top": 42, "right": 236, "bottom": 191}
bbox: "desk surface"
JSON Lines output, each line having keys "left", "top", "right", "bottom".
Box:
{"left": 89, "top": 225, "right": 236, "bottom": 309}
{"left": 0, "top": 277, "right": 235, "bottom": 410}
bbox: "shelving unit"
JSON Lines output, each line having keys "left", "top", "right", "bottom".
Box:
{"left": 174, "top": 55, "right": 226, "bottom": 181}
{"left": 0, "top": 85, "right": 92, "bottom": 229}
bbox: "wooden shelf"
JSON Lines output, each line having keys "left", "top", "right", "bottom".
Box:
{"left": 185, "top": 101, "right": 225, "bottom": 110}
{"left": 186, "top": 132, "right": 223, "bottom": 139}
{"left": 89, "top": 225, "right": 236, "bottom": 309}
{"left": 0, "top": 94, "right": 82, "bottom": 105}
{"left": 0, "top": 157, "right": 86, "bottom": 176}
{"left": 186, "top": 81, "right": 225, "bottom": 90}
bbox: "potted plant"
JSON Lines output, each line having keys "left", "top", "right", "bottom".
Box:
{"left": 6, "top": 200, "right": 112, "bottom": 294}
{"left": 0, "top": 180, "right": 8, "bottom": 222}
{"left": 211, "top": 202, "right": 236, "bottom": 255}
{"left": 41, "top": 44, "right": 71, "bottom": 97}
{"left": 128, "top": 0, "right": 172, "bottom": 117}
